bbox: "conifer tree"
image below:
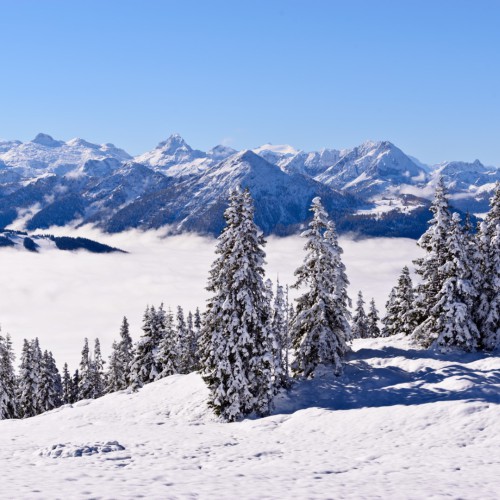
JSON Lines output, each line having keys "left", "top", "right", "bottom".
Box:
{"left": 412, "top": 178, "right": 453, "bottom": 345}
{"left": 367, "top": 298, "right": 381, "bottom": 338}
{"left": 186, "top": 311, "right": 199, "bottom": 371}
{"left": 176, "top": 306, "right": 190, "bottom": 374}
{"left": 271, "top": 279, "right": 288, "bottom": 388}
{"left": 290, "top": 197, "right": 351, "bottom": 377}
{"left": 39, "top": 351, "right": 62, "bottom": 412}
{"left": 351, "top": 291, "right": 369, "bottom": 339}
{"left": 107, "top": 316, "right": 135, "bottom": 392}
{"left": 119, "top": 316, "right": 134, "bottom": 376}
{"left": 18, "top": 339, "right": 41, "bottom": 418}
{"left": 0, "top": 332, "right": 17, "bottom": 419}
{"left": 429, "top": 213, "right": 481, "bottom": 350}
{"left": 129, "top": 306, "right": 162, "bottom": 389}
{"left": 71, "top": 369, "right": 80, "bottom": 403}
{"left": 91, "top": 338, "right": 105, "bottom": 398}
{"left": 106, "top": 341, "right": 123, "bottom": 393}
{"left": 62, "top": 363, "right": 73, "bottom": 404}
{"left": 201, "top": 188, "right": 273, "bottom": 421}
{"left": 382, "top": 266, "right": 416, "bottom": 337}
{"left": 476, "top": 183, "right": 500, "bottom": 350}
{"left": 156, "top": 307, "right": 179, "bottom": 379}
{"left": 78, "top": 338, "right": 94, "bottom": 400}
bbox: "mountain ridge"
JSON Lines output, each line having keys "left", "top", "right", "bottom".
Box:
{"left": 0, "top": 133, "right": 498, "bottom": 238}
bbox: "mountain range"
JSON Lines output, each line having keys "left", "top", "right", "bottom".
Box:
{"left": 0, "top": 133, "right": 498, "bottom": 238}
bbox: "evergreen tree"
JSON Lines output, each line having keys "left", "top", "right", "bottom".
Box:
{"left": 18, "top": 338, "right": 41, "bottom": 418}
{"left": 106, "top": 341, "right": 123, "bottom": 393}
{"left": 476, "top": 183, "right": 500, "bottom": 350}
{"left": 382, "top": 266, "right": 416, "bottom": 337}
{"left": 39, "top": 350, "right": 62, "bottom": 412}
{"left": 271, "top": 279, "right": 288, "bottom": 388}
{"left": 71, "top": 369, "right": 80, "bottom": 403}
{"left": 382, "top": 287, "right": 398, "bottom": 337}
{"left": 118, "top": 316, "right": 134, "bottom": 380}
{"left": 367, "top": 298, "right": 381, "bottom": 338}
{"left": 412, "top": 178, "right": 453, "bottom": 346}
{"left": 201, "top": 188, "right": 273, "bottom": 421}
{"left": 61, "top": 363, "right": 72, "bottom": 405}
{"left": 156, "top": 307, "right": 179, "bottom": 379}
{"left": 91, "top": 338, "right": 105, "bottom": 398}
{"left": 107, "top": 316, "right": 135, "bottom": 392}
{"left": 186, "top": 311, "right": 199, "bottom": 372}
{"left": 351, "top": 291, "right": 369, "bottom": 339}
{"left": 77, "top": 338, "right": 94, "bottom": 400}
{"left": 429, "top": 213, "right": 481, "bottom": 350}
{"left": 176, "top": 306, "right": 190, "bottom": 374}
{"left": 290, "top": 197, "right": 351, "bottom": 377}
{"left": 0, "top": 332, "right": 17, "bottom": 419}
{"left": 129, "top": 306, "right": 162, "bottom": 389}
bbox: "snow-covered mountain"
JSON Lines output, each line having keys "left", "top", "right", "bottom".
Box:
{"left": 0, "top": 133, "right": 131, "bottom": 178}
{"left": 103, "top": 150, "right": 357, "bottom": 235}
{"left": 0, "top": 133, "right": 497, "bottom": 238}
{"left": 1, "top": 335, "right": 498, "bottom": 499}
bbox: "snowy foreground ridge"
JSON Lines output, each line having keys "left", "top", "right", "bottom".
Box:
{"left": 1, "top": 336, "right": 499, "bottom": 500}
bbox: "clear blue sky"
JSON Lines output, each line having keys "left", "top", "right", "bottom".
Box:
{"left": 1, "top": 0, "right": 499, "bottom": 165}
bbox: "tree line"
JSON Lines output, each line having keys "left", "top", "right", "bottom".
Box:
{"left": 1, "top": 183, "right": 499, "bottom": 422}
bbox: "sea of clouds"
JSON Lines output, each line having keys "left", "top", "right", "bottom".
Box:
{"left": 0, "top": 226, "right": 422, "bottom": 369}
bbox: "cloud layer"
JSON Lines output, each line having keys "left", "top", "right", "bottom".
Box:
{"left": 0, "top": 227, "right": 422, "bottom": 370}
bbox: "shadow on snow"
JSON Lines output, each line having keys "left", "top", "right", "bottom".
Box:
{"left": 273, "top": 344, "right": 500, "bottom": 414}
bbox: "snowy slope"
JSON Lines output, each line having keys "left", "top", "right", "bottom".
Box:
{"left": 1, "top": 335, "right": 498, "bottom": 499}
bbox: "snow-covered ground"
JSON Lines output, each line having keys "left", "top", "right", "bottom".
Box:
{"left": 1, "top": 335, "right": 498, "bottom": 499}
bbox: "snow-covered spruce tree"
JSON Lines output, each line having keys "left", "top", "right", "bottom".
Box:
{"left": 18, "top": 338, "right": 42, "bottom": 418}
{"left": 156, "top": 307, "right": 179, "bottom": 379}
{"left": 427, "top": 212, "right": 481, "bottom": 350}
{"left": 91, "top": 338, "right": 105, "bottom": 399}
{"left": 129, "top": 306, "right": 162, "bottom": 389}
{"left": 476, "top": 183, "right": 500, "bottom": 350}
{"left": 186, "top": 311, "right": 199, "bottom": 372}
{"left": 367, "top": 299, "right": 381, "bottom": 338}
{"left": 118, "top": 316, "right": 134, "bottom": 381}
{"left": 77, "top": 338, "right": 94, "bottom": 400}
{"left": 201, "top": 188, "right": 273, "bottom": 421}
{"left": 381, "top": 287, "right": 397, "bottom": 337}
{"left": 107, "top": 316, "right": 135, "bottom": 393}
{"left": 290, "top": 197, "right": 351, "bottom": 378}
{"left": 106, "top": 341, "right": 123, "bottom": 393}
{"left": 71, "top": 369, "right": 80, "bottom": 403}
{"left": 61, "top": 363, "right": 72, "bottom": 404}
{"left": 39, "top": 350, "right": 62, "bottom": 412}
{"left": 351, "top": 291, "right": 369, "bottom": 339}
{"left": 382, "top": 266, "right": 416, "bottom": 337}
{"left": 271, "top": 279, "right": 289, "bottom": 388}
{"left": 176, "top": 306, "right": 190, "bottom": 374}
{"left": 0, "top": 332, "right": 17, "bottom": 419}
{"left": 412, "top": 178, "right": 453, "bottom": 346}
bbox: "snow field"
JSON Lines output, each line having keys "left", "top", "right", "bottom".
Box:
{"left": 1, "top": 335, "right": 498, "bottom": 499}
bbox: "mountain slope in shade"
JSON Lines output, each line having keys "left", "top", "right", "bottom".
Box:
{"left": 103, "top": 150, "right": 358, "bottom": 235}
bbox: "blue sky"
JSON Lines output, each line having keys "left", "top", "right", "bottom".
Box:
{"left": 1, "top": 0, "right": 499, "bottom": 165}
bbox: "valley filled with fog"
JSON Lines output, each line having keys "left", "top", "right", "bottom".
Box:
{"left": 0, "top": 227, "right": 422, "bottom": 369}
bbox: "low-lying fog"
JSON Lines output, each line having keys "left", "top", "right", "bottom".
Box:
{"left": 0, "top": 226, "right": 422, "bottom": 369}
